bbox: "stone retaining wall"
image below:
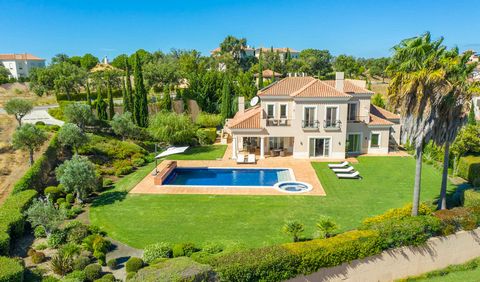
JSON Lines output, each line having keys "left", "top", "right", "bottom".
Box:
{"left": 289, "top": 228, "right": 480, "bottom": 282}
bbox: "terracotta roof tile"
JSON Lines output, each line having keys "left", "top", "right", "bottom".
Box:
{"left": 258, "top": 77, "right": 351, "bottom": 98}
{"left": 254, "top": 69, "right": 282, "bottom": 78}
{"left": 370, "top": 104, "right": 400, "bottom": 119}
{"left": 0, "top": 54, "right": 44, "bottom": 61}
{"left": 228, "top": 106, "right": 262, "bottom": 129}
{"left": 294, "top": 80, "right": 351, "bottom": 98}
{"left": 324, "top": 80, "right": 374, "bottom": 94}
{"left": 368, "top": 113, "right": 394, "bottom": 126}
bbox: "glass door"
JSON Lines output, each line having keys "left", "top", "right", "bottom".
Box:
{"left": 309, "top": 138, "right": 330, "bottom": 157}
{"left": 325, "top": 107, "right": 338, "bottom": 127}
{"left": 347, "top": 134, "right": 361, "bottom": 153}
{"left": 303, "top": 107, "right": 316, "bottom": 127}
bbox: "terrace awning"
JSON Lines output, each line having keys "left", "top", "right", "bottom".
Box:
{"left": 155, "top": 146, "right": 189, "bottom": 159}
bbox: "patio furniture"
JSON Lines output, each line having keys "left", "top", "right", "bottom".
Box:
{"left": 246, "top": 154, "right": 256, "bottom": 164}
{"left": 236, "top": 154, "right": 245, "bottom": 164}
{"left": 270, "top": 150, "right": 276, "bottom": 157}
{"left": 336, "top": 171, "right": 361, "bottom": 179}
{"left": 279, "top": 149, "right": 286, "bottom": 157}
{"left": 332, "top": 166, "right": 354, "bottom": 173}
{"left": 328, "top": 161, "right": 349, "bottom": 168}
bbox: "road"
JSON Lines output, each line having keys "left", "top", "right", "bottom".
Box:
{"left": 0, "top": 104, "right": 64, "bottom": 126}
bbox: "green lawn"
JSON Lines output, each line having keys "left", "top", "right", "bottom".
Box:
{"left": 400, "top": 257, "right": 480, "bottom": 282}
{"left": 165, "top": 145, "right": 227, "bottom": 160}
{"left": 90, "top": 156, "right": 459, "bottom": 249}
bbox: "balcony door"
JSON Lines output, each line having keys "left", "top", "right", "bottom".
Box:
{"left": 325, "top": 106, "right": 338, "bottom": 127}
{"left": 303, "top": 106, "right": 316, "bottom": 127}
{"left": 309, "top": 138, "right": 330, "bottom": 157}
{"left": 347, "top": 134, "right": 361, "bottom": 153}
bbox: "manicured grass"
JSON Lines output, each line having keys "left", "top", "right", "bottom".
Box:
{"left": 90, "top": 156, "right": 459, "bottom": 249}
{"left": 165, "top": 145, "right": 227, "bottom": 160}
{"left": 401, "top": 257, "right": 480, "bottom": 282}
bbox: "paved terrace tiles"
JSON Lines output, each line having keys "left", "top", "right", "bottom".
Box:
{"left": 130, "top": 158, "right": 327, "bottom": 196}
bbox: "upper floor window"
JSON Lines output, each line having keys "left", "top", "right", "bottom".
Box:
{"left": 267, "top": 104, "right": 275, "bottom": 118}
{"left": 347, "top": 103, "right": 357, "bottom": 121}
{"left": 303, "top": 106, "right": 317, "bottom": 128}
{"left": 280, "top": 104, "right": 287, "bottom": 118}
{"left": 325, "top": 106, "right": 338, "bottom": 127}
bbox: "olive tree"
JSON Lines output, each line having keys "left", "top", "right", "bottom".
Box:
{"left": 12, "top": 124, "right": 48, "bottom": 165}
{"left": 58, "top": 123, "right": 88, "bottom": 153}
{"left": 55, "top": 155, "right": 97, "bottom": 203}
{"left": 63, "top": 103, "right": 94, "bottom": 130}
{"left": 25, "top": 199, "right": 66, "bottom": 236}
{"left": 4, "top": 98, "right": 33, "bottom": 126}
{"left": 110, "top": 112, "right": 138, "bottom": 140}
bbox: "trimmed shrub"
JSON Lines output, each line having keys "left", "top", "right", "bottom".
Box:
{"left": 202, "top": 242, "right": 223, "bottom": 254}
{"left": 31, "top": 251, "right": 46, "bottom": 264}
{"left": 94, "top": 273, "right": 115, "bottom": 282}
{"left": 125, "top": 257, "right": 144, "bottom": 273}
{"left": 56, "top": 198, "right": 66, "bottom": 206}
{"left": 457, "top": 156, "right": 480, "bottom": 186}
{"left": 73, "top": 256, "right": 91, "bottom": 271}
{"left": 364, "top": 216, "right": 442, "bottom": 249}
{"left": 143, "top": 242, "right": 172, "bottom": 263}
{"left": 464, "top": 189, "right": 480, "bottom": 210}
{"left": 84, "top": 264, "right": 102, "bottom": 281}
{"left": 48, "top": 229, "right": 67, "bottom": 248}
{"left": 112, "top": 160, "right": 133, "bottom": 176}
{"left": 106, "top": 258, "right": 118, "bottom": 270}
{"left": 0, "top": 256, "right": 24, "bottom": 282}
{"left": 434, "top": 207, "right": 478, "bottom": 235}
{"left": 64, "top": 270, "right": 86, "bottom": 282}
{"left": 190, "top": 251, "right": 214, "bottom": 264}
{"left": 45, "top": 186, "right": 64, "bottom": 202}
{"left": 196, "top": 128, "right": 217, "bottom": 145}
{"left": 66, "top": 193, "right": 75, "bottom": 204}
{"left": 66, "top": 221, "right": 89, "bottom": 244}
{"left": 34, "top": 225, "right": 46, "bottom": 238}
{"left": 362, "top": 203, "right": 433, "bottom": 226}
{"left": 172, "top": 242, "right": 198, "bottom": 257}
{"left": 93, "top": 250, "right": 106, "bottom": 266}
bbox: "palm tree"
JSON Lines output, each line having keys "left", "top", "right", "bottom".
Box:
{"left": 433, "top": 49, "right": 477, "bottom": 210}
{"left": 387, "top": 32, "right": 449, "bottom": 215}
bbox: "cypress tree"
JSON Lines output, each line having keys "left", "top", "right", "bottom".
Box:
{"left": 258, "top": 49, "right": 263, "bottom": 89}
{"left": 121, "top": 77, "right": 129, "bottom": 113}
{"left": 468, "top": 105, "right": 477, "bottom": 125}
{"left": 95, "top": 84, "right": 108, "bottom": 120}
{"left": 162, "top": 84, "right": 172, "bottom": 111}
{"left": 86, "top": 80, "right": 92, "bottom": 107}
{"left": 124, "top": 58, "right": 133, "bottom": 114}
{"left": 133, "top": 53, "right": 149, "bottom": 127}
{"left": 221, "top": 76, "right": 232, "bottom": 120}
{"left": 106, "top": 74, "right": 114, "bottom": 120}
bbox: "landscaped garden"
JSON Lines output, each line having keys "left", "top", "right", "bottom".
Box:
{"left": 90, "top": 156, "right": 460, "bottom": 249}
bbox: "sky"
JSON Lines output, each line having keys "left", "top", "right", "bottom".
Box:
{"left": 1, "top": 0, "right": 479, "bottom": 62}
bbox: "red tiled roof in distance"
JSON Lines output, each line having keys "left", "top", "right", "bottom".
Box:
{"left": 0, "top": 54, "right": 44, "bottom": 61}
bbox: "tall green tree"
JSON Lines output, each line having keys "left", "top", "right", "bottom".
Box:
{"left": 333, "top": 55, "right": 364, "bottom": 78}
{"left": 298, "top": 49, "right": 333, "bottom": 78}
{"left": 387, "top": 32, "right": 449, "bottom": 215}
{"left": 221, "top": 76, "right": 232, "bottom": 120}
{"left": 133, "top": 53, "right": 149, "bottom": 127}
{"left": 106, "top": 75, "right": 115, "bottom": 120}
{"left": 12, "top": 124, "right": 47, "bottom": 165}
{"left": 124, "top": 57, "right": 133, "bottom": 114}
{"left": 160, "top": 85, "right": 172, "bottom": 111}
{"left": 95, "top": 83, "right": 107, "bottom": 120}
{"left": 80, "top": 54, "right": 99, "bottom": 70}
{"left": 55, "top": 155, "right": 97, "bottom": 203}
{"left": 85, "top": 80, "right": 92, "bottom": 107}
{"left": 58, "top": 123, "right": 88, "bottom": 154}
{"left": 258, "top": 49, "right": 264, "bottom": 89}
{"left": 5, "top": 98, "right": 33, "bottom": 126}
{"left": 468, "top": 104, "right": 477, "bottom": 125}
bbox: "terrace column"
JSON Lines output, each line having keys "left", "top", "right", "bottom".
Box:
{"left": 260, "top": 137, "right": 265, "bottom": 159}
{"left": 232, "top": 137, "right": 238, "bottom": 160}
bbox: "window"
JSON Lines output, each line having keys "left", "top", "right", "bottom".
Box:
{"left": 325, "top": 106, "right": 338, "bottom": 127}
{"left": 303, "top": 106, "right": 316, "bottom": 127}
{"left": 280, "top": 104, "right": 287, "bottom": 118}
{"left": 347, "top": 103, "right": 357, "bottom": 121}
{"left": 269, "top": 137, "right": 284, "bottom": 149}
{"left": 267, "top": 104, "right": 275, "bottom": 118}
{"left": 371, "top": 133, "right": 380, "bottom": 147}
{"left": 309, "top": 138, "right": 330, "bottom": 157}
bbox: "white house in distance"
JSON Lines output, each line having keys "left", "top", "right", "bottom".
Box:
{"left": 0, "top": 53, "right": 46, "bottom": 79}
{"left": 225, "top": 72, "right": 401, "bottom": 159}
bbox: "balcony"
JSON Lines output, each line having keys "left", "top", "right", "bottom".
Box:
{"left": 266, "top": 118, "right": 291, "bottom": 126}
{"left": 347, "top": 116, "right": 369, "bottom": 123}
{"left": 302, "top": 120, "right": 319, "bottom": 130}
{"left": 323, "top": 120, "right": 342, "bottom": 130}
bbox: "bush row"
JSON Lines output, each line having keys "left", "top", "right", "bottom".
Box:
{"left": 0, "top": 256, "right": 24, "bottom": 282}
{"left": 457, "top": 155, "right": 480, "bottom": 187}
{"left": 0, "top": 190, "right": 38, "bottom": 256}
{"left": 196, "top": 128, "right": 217, "bottom": 145}
{"left": 56, "top": 89, "right": 123, "bottom": 101}
{"left": 13, "top": 133, "right": 64, "bottom": 194}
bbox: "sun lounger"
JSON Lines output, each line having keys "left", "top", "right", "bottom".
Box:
{"left": 328, "top": 161, "right": 349, "bottom": 168}
{"left": 246, "top": 154, "right": 256, "bottom": 164}
{"left": 236, "top": 154, "right": 245, "bottom": 164}
{"left": 336, "top": 171, "right": 361, "bottom": 179}
{"left": 332, "top": 166, "right": 355, "bottom": 173}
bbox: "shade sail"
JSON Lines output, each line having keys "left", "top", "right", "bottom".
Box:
{"left": 155, "top": 146, "right": 189, "bottom": 158}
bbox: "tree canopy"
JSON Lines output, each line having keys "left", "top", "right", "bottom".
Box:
{"left": 4, "top": 98, "right": 33, "bottom": 126}
{"left": 12, "top": 124, "right": 48, "bottom": 165}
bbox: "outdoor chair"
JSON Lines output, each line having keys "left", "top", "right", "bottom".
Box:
{"left": 332, "top": 166, "right": 355, "bottom": 173}
{"left": 328, "top": 161, "right": 349, "bottom": 168}
{"left": 236, "top": 154, "right": 245, "bottom": 164}
{"left": 246, "top": 154, "right": 256, "bottom": 164}
{"left": 336, "top": 171, "right": 361, "bottom": 179}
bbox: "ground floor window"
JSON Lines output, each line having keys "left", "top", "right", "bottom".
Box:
{"left": 347, "top": 134, "right": 361, "bottom": 153}
{"left": 269, "top": 137, "right": 284, "bottom": 150}
{"left": 243, "top": 137, "right": 259, "bottom": 152}
{"left": 370, "top": 133, "right": 380, "bottom": 148}
{"left": 309, "top": 138, "right": 330, "bottom": 157}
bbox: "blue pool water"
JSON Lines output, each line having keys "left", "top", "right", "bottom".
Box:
{"left": 163, "top": 168, "right": 291, "bottom": 187}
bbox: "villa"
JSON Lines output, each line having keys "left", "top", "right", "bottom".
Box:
{"left": 0, "top": 53, "right": 46, "bottom": 79}
{"left": 211, "top": 46, "right": 300, "bottom": 62}
{"left": 225, "top": 72, "right": 401, "bottom": 159}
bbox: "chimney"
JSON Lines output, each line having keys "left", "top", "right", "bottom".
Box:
{"left": 335, "top": 72, "right": 344, "bottom": 91}
{"left": 238, "top": 96, "right": 245, "bottom": 113}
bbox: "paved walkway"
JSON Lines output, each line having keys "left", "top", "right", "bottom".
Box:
{"left": 0, "top": 104, "right": 64, "bottom": 126}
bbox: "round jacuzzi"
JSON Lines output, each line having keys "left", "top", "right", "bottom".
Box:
{"left": 274, "top": 181, "right": 313, "bottom": 193}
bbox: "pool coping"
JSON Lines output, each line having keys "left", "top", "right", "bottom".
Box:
{"left": 130, "top": 159, "right": 326, "bottom": 196}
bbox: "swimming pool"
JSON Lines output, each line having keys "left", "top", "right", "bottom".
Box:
{"left": 163, "top": 167, "right": 293, "bottom": 187}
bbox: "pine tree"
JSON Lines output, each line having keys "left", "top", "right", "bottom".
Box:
{"left": 124, "top": 58, "right": 133, "bottom": 114}
{"left": 468, "top": 105, "right": 477, "bottom": 125}
{"left": 133, "top": 53, "right": 149, "bottom": 127}
{"left": 221, "top": 76, "right": 232, "bottom": 120}
{"left": 258, "top": 49, "right": 264, "bottom": 89}
{"left": 106, "top": 75, "right": 114, "bottom": 120}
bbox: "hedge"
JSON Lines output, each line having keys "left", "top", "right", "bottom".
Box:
{"left": 196, "top": 128, "right": 217, "bottom": 145}
{"left": 457, "top": 155, "right": 480, "bottom": 186}
{"left": 0, "top": 256, "right": 24, "bottom": 282}
{"left": 13, "top": 133, "right": 63, "bottom": 194}
{"left": 464, "top": 189, "right": 480, "bottom": 209}
{"left": 0, "top": 190, "right": 38, "bottom": 256}
{"left": 56, "top": 89, "right": 123, "bottom": 101}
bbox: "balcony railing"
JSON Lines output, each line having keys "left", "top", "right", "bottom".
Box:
{"left": 347, "top": 116, "right": 369, "bottom": 123}
{"left": 302, "top": 120, "right": 319, "bottom": 129}
{"left": 324, "top": 120, "right": 342, "bottom": 129}
{"left": 266, "top": 118, "right": 291, "bottom": 126}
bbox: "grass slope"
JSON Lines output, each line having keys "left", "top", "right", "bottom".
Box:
{"left": 90, "top": 156, "right": 458, "bottom": 249}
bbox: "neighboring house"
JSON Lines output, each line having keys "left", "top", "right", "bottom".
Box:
{"left": 0, "top": 53, "right": 45, "bottom": 79}
{"left": 225, "top": 72, "right": 401, "bottom": 159}
{"left": 254, "top": 69, "right": 282, "bottom": 85}
{"left": 210, "top": 46, "right": 300, "bottom": 62}
{"left": 210, "top": 46, "right": 256, "bottom": 59}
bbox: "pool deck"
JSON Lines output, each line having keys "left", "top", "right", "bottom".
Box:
{"left": 130, "top": 157, "right": 327, "bottom": 196}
